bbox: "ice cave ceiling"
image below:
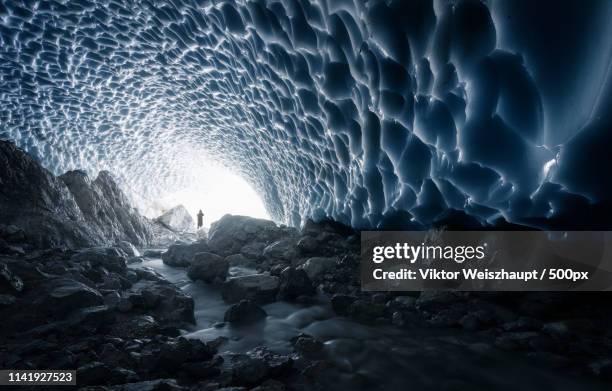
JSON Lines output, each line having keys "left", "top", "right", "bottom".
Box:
{"left": 1, "top": 0, "right": 611, "bottom": 228}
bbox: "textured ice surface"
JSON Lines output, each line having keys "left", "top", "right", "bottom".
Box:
{"left": 1, "top": 0, "right": 611, "bottom": 228}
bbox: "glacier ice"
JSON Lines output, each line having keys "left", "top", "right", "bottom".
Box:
{"left": 0, "top": 0, "right": 610, "bottom": 228}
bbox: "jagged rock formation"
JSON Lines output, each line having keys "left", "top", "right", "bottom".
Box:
{"left": 155, "top": 205, "right": 195, "bottom": 233}
{"left": 0, "top": 140, "right": 153, "bottom": 249}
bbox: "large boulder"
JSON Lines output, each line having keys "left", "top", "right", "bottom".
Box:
{"left": 38, "top": 278, "right": 104, "bottom": 315}
{"left": 155, "top": 205, "right": 195, "bottom": 233}
{"left": 262, "top": 238, "right": 299, "bottom": 264}
{"left": 187, "top": 252, "right": 229, "bottom": 283}
{"left": 221, "top": 274, "right": 280, "bottom": 303}
{"left": 162, "top": 240, "right": 210, "bottom": 267}
{"left": 207, "top": 215, "right": 293, "bottom": 256}
{"left": 224, "top": 299, "right": 267, "bottom": 324}
{"left": 71, "top": 247, "right": 128, "bottom": 272}
{"left": 279, "top": 267, "right": 315, "bottom": 300}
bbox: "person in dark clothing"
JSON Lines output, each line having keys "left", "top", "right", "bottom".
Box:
{"left": 197, "top": 209, "right": 204, "bottom": 229}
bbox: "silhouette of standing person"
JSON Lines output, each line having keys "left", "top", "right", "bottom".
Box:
{"left": 197, "top": 209, "right": 204, "bottom": 229}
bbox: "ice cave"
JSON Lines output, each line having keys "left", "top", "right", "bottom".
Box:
{"left": 1, "top": 1, "right": 612, "bottom": 390}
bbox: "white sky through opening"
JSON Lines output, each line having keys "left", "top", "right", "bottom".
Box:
{"left": 154, "top": 162, "right": 269, "bottom": 228}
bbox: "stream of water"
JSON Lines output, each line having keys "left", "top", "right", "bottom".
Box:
{"left": 133, "top": 257, "right": 608, "bottom": 390}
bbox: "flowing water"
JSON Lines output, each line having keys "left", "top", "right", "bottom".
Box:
{"left": 133, "top": 257, "right": 608, "bottom": 390}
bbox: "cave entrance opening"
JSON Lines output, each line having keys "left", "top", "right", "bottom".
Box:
{"left": 150, "top": 161, "right": 269, "bottom": 229}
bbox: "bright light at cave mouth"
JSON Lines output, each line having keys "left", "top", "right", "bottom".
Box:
{"left": 146, "top": 162, "right": 269, "bottom": 228}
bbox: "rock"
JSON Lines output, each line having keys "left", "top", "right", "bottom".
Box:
{"left": 155, "top": 205, "right": 195, "bottom": 232}
{"left": 226, "top": 253, "right": 253, "bottom": 267}
{"left": 251, "top": 379, "right": 286, "bottom": 391}
{"left": 226, "top": 347, "right": 292, "bottom": 385}
{"left": 278, "top": 267, "right": 315, "bottom": 300}
{"left": 262, "top": 238, "right": 299, "bottom": 263}
{"left": 0, "top": 141, "right": 98, "bottom": 248}
{"left": 156, "top": 337, "right": 216, "bottom": 371}
{"left": 127, "top": 281, "right": 195, "bottom": 324}
{"left": 296, "top": 235, "right": 319, "bottom": 254}
{"left": 416, "top": 291, "right": 467, "bottom": 311}
{"left": 292, "top": 334, "right": 323, "bottom": 354}
{"left": 222, "top": 274, "right": 280, "bottom": 303}
{"left": 331, "top": 294, "right": 357, "bottom": 316}
{"left": 393, "top": 296, "right": 417, "bottom": 309}
{"left": 162, "top": 240, "right": 210, "bottom": 267}
{"left": 224, "top": 299, "right": 267, "bottom": 324}
{"left": 39, "top": 278, "right": 104, "bottom": 315}
{"left": 208, "top": 215, "right": 282, "bottom": 256}
{"left": 187, "top": 252, "right": 229, "bottom": 283}
{"left": 71, "top": 247, "right": 127, "bottom": 272}
{"left": 143, "top": 249, "right": 164, "bottom": 257}
{"left": 77, "top": 361, "right": 112, "bottom": 385}
{"left": 299, "top": 257, "right": 337, "bottom": 280}
{"left": 117, "top": 241, "right": 140, "bottom": 257}
{"left": 240, "top": 242, "right": 267, "bottom": 260}
{"left": 60, "top": 169, "right": 154, "bottom": 247}
{"left": 348, "top": 299, "right": 388, "bottom": 323}
{"left": 0, "top": 261, "right": 24, "bottom": 293}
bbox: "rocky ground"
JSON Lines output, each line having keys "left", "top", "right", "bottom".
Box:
{"left": 3, "top": 214, "right": 612, "bottom": 390}
{"left": 1, "top": 142, "right": 612, "bottom": 390}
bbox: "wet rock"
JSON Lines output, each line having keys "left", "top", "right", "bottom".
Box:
{"left": 155, "top": 205, "right": 195, "bottom": 233}
{"left": 416, "top": 291, "right": 467, "bottom": 311}
{"left": 299, "top": 257, "right": 337, "bottom": 280}
{"left": 292, "top": 334, "right": 323, "bottom": 354}
{"left": 226, "top": 347, "right": 292, "bottom": 385}
{"left": 208, "top": 215, "right": 284, "bottom": 256}
{"left": 187, "top": 252, "right": 229, "bottom": 283}
{"left": 296, "top": 235, "right": 318, "bottom": 254}
{"left": 331, "top": 294, "right": 357, "bottom": 316}
{"left": 348, "top": 299, "right": 388, "bottom": 323}
{"left": 262, "top": 238, "right": 299, "bottom": 264}
{"left": 222, "top": 274, "right": 280, "bottom": 303}
{"left": 128, "top": 281, "right": 195, "bottom": 324}
{"left": 240, "top": 242, "right": 267, "bottom": 260}
{"left": 143, "top": 249, "right": 164, "bottom": 257}
{"left": 0, "top": 261, "right": 24, "bottom": 293}
{"left": 156, "top": 337, "right": 216, "bottom": 372}
{"left": 71, "top": 247, "right": 127, "bottom": 273}
{"left": 278, "top": 267, "right": 315, "bottom": 300}
{"left": 162, "top": 240, "right": 210, "bottom": 267}
{"left": 117, "top": 241, "right": 140, "bottom": 257}
{"left": 226, "top": 253, "right": 253, "bottom": 267}
{"left": 224, "top": 299, "right": 267, "bottom": 324}
{"left": 127, "top": 256, "right": 144, "bottom": 265}
{"left": 39, "top": 278, "right": 103, "bottom": 315}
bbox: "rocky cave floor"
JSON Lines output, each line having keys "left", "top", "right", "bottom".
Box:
{"left": 1, "top": 216, "right": 612, "bottom": 390}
